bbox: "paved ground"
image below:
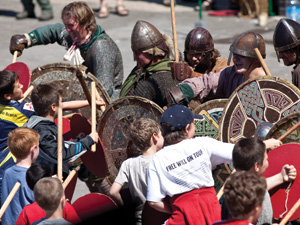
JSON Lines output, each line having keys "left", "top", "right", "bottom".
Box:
{"left": 0, "top": 0, "right": 293, "bottom": 202}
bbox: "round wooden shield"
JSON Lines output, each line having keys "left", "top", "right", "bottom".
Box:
{"left": 29, "top": 62, "right": 111, "bottom": 120}
{"left": 4, "top": 62, "right": 31, "bottom": 93}
{"left": 264, "top": 144, "right": 300, "bottom": 221}
{"left": 72, "top": 193, "right": 117, "bottom": 221}
{"left": 192, "top": 99, "right": 227, "bottom": 140}
{"left": 98, "top": 96, "right": 164, "bottom": 184}
{"left": 265, "top": 112, "right": 300, "bottom": 144}
{"left": 70, "top": 113, "right": 108, "bottom": 178}
{"left": 220, "top": 76, "right": 300, "bottom": 142}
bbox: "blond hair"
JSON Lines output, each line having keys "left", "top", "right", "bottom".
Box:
{"left": 34, "top": 177, "right": 64, "bottom": 211}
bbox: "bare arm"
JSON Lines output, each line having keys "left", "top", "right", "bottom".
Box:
{"left": 267, "top": 164, "right": 297, "bottom": 191}
{"left": 61, "top": 99, "right": 105, "bottom": 111}
{"left": 148, "top": 201, "right": 172, "bottom": 214}
{"left": 109, "top": 182, "right": 124, "bottom": 207}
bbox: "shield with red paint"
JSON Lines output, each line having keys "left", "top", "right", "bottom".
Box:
{"left": 4, "top": 62, "right": 31, "bottom": 93}
{"left": 70, "top": 113, "right": 108, "bottom": 178}
{"left": 264, "top": 143, "right": 300, "bottom": 221}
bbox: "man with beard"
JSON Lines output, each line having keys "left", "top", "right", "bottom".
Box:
{"left": 184, "top": 27, "right": 232, "bottom": 76}
{"left": 273, "top": 18, "right": 300, "bottom": 89}
{"left": 120, "top": 20, "right": 183, "bottom": 108}
{"left": 9, "top": 1, "right": 123, "bottom": 101}
{"left": 168, "top": 31, "right": 267, "bottom": 105}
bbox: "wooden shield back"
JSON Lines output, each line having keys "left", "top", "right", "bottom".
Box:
{"left": 220, "top": 76, "right": 300, "bottom": 142}
{"left": 265, "top": 112, "right": 300, "bottom": 144}
{"left": 98, "top": 96, "right": 163, "bottom": 184}
{"left": 29, "top": 62, "right": 111, "bottom": 120}
{"left": 192, "top": 99, "right": 227, "bottom": 140}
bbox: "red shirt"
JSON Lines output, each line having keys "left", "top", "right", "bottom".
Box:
{"left": 15, "top": 201, "right": 80, "bottom": 225}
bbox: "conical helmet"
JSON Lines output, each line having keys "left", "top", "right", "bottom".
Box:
{"left": 184, "top": 27, "right": 214, "bottom": 54}
{"left": 131, "top": 20, "right": 167, "bottom": 53}
{"left": 227, "top": 32, "right": 266, "bottom": 65}
{"left": 273, "top": 18, "right": 300, "bottom": 52}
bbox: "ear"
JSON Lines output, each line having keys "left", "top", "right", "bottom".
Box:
{"left": 254, "top": 162, "right": 260, "bottom": 173}
{"left": 50, "top": 103, "right": 57, "bottom": 112}
{"left": 152, "top": 133, "right": 158, "bottom": 143}
{"left": 61, "top": 195, "right": 66, "bottom": 209}
{"left": 3, "top": 93, "right": 12, "bottom": 101}
{"left": 184, "top": 124, "right": 190, "bottom": 135}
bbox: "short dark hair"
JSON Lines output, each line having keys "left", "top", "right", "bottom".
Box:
{"left": 26, "top": 162, "right": 53, "bottom": 190}
{"left": 129, "top": 118, "right": 160, "bottom": 152}
{"left": 61, "top": 1, "right": 97, "bottom": 34}
{"left": 31, "top": 83, "right": 63, "bottom": 117}
{"left": 0, "top": 70, "right": 19, "bottom": 99}
{"left": 224, "top": 171, "right": 266, "bottom": 217}
{"left": 232, "top": 137, "right": 266, "bottom": 171}
{"left": 161, "top": 123, "right": 190, "bottom": 146}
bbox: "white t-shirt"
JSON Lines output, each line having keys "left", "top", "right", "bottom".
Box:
{"left": 147, "top": 137, "right": 234, "bottom": 202}
{"left": 115, "top": 155, "right": 152, "bottom": 212}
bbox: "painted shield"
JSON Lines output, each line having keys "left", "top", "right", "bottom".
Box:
{"left": 192, "top": 99, "right": 227, "bottom": 140}
{"left": 264, "top": 144, "right": 300, "bottom": 221}
{"left": 98, "top": 96, "right": 164, "bottom": 184}
{"left": 265, "top": 112, "right": 300, "bottom": 144}
{"left": 220, "top": 76, "right": 300, "bottom": 142}
{"left": 72, "top": 193, "right": 117, "bottom": 221}
{"left": 192, "top": 99, "right": 230, "bottom": 193}
{"left": 4, "top": 62, "right": 31, "bottom": 93}
{"left": 70, "top": 113, "right": 108, "bottom": 178}
{"left": 29, "top": 62, "right": 111, "bottom": 120}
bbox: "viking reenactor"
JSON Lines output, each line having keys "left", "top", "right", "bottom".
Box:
{"left": 119, "top": 20, "right": 182, "bottom": 108}
{"left": 9, "top": 1, "right": 123, "bottom": 101}
{"left": 273, "top": 18, "right": 300, "bottom": 89}
{"left": 184, "top": 27, "right": 232, "bottom": 75}
{"left": 168, "top": 31, "right": 267, "bottom": 105}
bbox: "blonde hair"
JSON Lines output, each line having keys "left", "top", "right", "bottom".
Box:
{"left": 34, "top": 177, "right": 64, "bottom": 211}
{"left": 7, "top": 127, "right": 39, "bottom": 159}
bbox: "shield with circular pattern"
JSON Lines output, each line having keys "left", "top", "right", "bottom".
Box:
{"left": 98, "top": 96, "right": 164, "bottom": 184}
{"left": 220, "top": 76, "right": 300, "bottom": 142}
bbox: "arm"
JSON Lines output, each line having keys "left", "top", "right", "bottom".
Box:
{"left": 266, "top": 164, "right": 297, "bottom": 191}
{"left": 109, "top": 182, "right": 124, "bottom": 207}
{"left": 168, "top": 71, "right": 220, "bottom": 105}
{"left": 263, "top": 138, "right": 282, "bottom": 150}
{"left": 61, "top": 99, "right": 105, "bottom": 111}
{"left": 148, "top": 201, "right": 172, "bottom": 214}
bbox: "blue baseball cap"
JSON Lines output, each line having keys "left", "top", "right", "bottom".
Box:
{"left": 160, "top": 105, "right": 204, "bottom": 131}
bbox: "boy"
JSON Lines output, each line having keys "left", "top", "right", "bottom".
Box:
{"left": 214, "top": 171, "right": 267, "bottom": 225}
{"left": 24, "top": 82, "right": 101, "bottom": 177}
{"left": 146, "top": 105, "right": 281, "bottom": 225}
{"left": 222, "top": 137, "right": 297, "bottom": 225}
{"left": 32, "top": 177, "right": 72, "bottom": 225}
{"left": 109, "top": 118, "right": 164, "bottom": 225}
{"left": 16, "top": 162, "right": 80, "bottom": 225}
{"left": 0, "top": 70, "right": 35, "bottom": 187}
{"left": 1, "top": 127, "right": 40, "bottom": 225}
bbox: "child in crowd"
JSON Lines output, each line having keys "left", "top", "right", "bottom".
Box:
{"left": 16, "top": 162, "right": 80, "bottom": 225}
{"left": 1, "top": 127, "right": 40, "bottom": 225}
{"left": 146, "top": 105, "right": 281, "bottom": 225}
{"left": 0, "top": 70, "right": 35, "bottom": 191}
{"left": 109, "top": 118, "right": 164, "bottom": 225}
{"left": 32, "top": 177, "right": 72, "bottom": 225}
{"left": 214, "top": 171, "right": 267, "bottom": 225}
{"left": 24, "top": 82, "right": 104, "bottom": 178}
{"left": 222, "top": 137, "right": 296, "bottom": 225}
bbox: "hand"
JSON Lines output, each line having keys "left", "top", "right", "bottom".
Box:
{"left": 281, "top": 164, "right": 297, "bottom": 182}
{"left": 264, "top": 138, "right": 282, "bottom": 150}
{"left": 95, "top": 98, "right": 106, "bottom": 110}
{"left": 168, "top": 61, "right": 193, "bottom": 81}
{"left": 10, "top": 34, "right": 28, "bottom": 57}
{"left": 89, "top": 132, "right": 99, "bottom": 144}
